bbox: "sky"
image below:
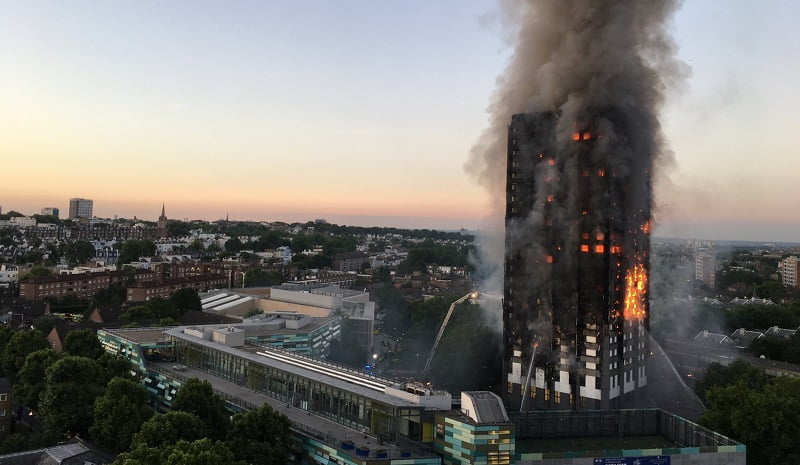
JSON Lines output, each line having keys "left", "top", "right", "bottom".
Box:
{"left": 1, "top": 1, "right": 798, "bottom": 242}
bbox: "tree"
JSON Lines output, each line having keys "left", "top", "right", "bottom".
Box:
{"left": 32, "top": 314, "right": 63, "bottom": 334}
{"left": 120, "top": 305, "right": 154, "bottom": 322}
{"left": 0, "top": 430, "right": 60, "bottom": 454}
{"left": 92, "top": 284, "right": 127, "bottom": 308}
{"left": 186, "top": 239, "right": 205, "bottom": 252}
{"left": 226, "top": 404, "right": 291, "bottom": 465}
{"left": 90, "top": 377, "right": 154, "bottom": 452}
{"left": 59, "top": 240, "right": 96, "bottom": 265}
{"left": 166, "top": 439, "right": 242, "bottom": 465}
{"left": 1, "top": 329, "right": 50, "bottom": 378}
{"left": 132, "top": 411, "right": 208, "bottom": 450}
{"left": 429, "top": 303, "right": 502, "bottom": 392}
{"left": 117, "top": 240, "right": 157, "bottom": 265}
{"left": 252, "top": 231, "right": 290, "bottom": 251}
{"left": 695, "top": 359, "right": 767, "bottom": 402}
{"left": 0, "top": 326, "right": 14, "bottom": 355}
{"left": 120, "top": 298, "right": 178, "bottom": 322}
{"left": 32, "top": 214, "right": 59, "bottom": 224}
{"left": 13, "top": 349, "right": 60, "bottom": 410}
{"left": 147, "top": 297, "right": 179, "bottom": 320}
{"left": 224, "top": 237, "right": 244, "bottom": 253}
{"left": 40, "top": 356, "right": 105, "bottom": 436}
{"left": 63, "top": 328, "right": 104, "bottom": 359}
{"left": 700, "top": 377, "right": 800, "bottom": 465}
{"left": 171, "top": 378, "right": 230, "bottom": 440}
{"left": 20, "top": 266, "right": 53, "bottom": 280}
{"left": 167, "top": 220, "right": 191, "bottom": 237}
{"left": 114, "top": 439, "right": 242, "bottom": 465}
{"left": 0, "top": 210, "right": 24, "bottom": 220}
{"left": 97, "top": 352, "right": 134, "bottom": 384}
{"left": 169, "top": 288, "right": 201, "bottom": 313}
{"left": 323, "top": 235, "right": 357, "bottom": 256}
{"left": 243, "top": 269, "right": 284, "bottom": 287}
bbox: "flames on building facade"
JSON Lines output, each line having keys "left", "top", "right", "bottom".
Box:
{"left": 503, "top": 111, "right": 651, "bottom": 411}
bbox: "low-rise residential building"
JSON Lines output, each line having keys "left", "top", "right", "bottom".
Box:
{"left": 10, "top": 216, "right": 37, "bottom": 228}
{"left": 332, "top": 251, "right": 368, "bottom": 272}
{"left": 19, "top": 269, "right": 157, "bottom": 301}
{"left": 0, "top": 378, "right": 10, "bottom": 436}
{"left": 126, "top": 274, "right": 226, "bottom": 302}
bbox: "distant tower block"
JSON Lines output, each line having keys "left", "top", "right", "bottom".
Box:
{"left": 503, "top": 112, "right": 651, "bottom": 411}
{"left": 68, "top": 198, "right": 93, "bottom": 219}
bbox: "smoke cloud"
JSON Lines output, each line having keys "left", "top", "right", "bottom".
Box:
{"left": 467, "top": 0, "right": 688, "bottom": 296}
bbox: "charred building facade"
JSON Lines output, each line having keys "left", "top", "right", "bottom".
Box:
{"left": 503, "top": 112, "right": 651, "bottom": 411}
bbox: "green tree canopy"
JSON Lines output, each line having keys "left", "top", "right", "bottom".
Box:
{"left": 396, "top": 241, "right": 470, "bottom": 275}
{"left": 169, "top": 288, "right": 201, "bottom": 313}
{"left": 429, "top": 303, "right": 502, "bottom": 392}
{"left": 0, "top": 329, "right": 50, "bottom": 378}
{"left": 171, "top": 378, "right": 230, "bottom": 440}
{"left": 117, "top": 240, "right": 157, "bottom": 265}
{"left": 97, "top": 352, "right": 134, "bottom": 384}
{"left": 40, "top": 356, "right": 106, "bottom": 436}
{"left": 695, "top": 359, "right": 768, "bottom": 402}
{"left": 63, "top": 328, "right": 104, "bottom": 359}
{"left": 224, "top": 237, "right": 244, "bottom": 253}
{"left": 92, "top": 283, "right": 127, "bottom": 308}
{"left": 13, "top": 348, "right": 60, "bottom": 410}
{"left": 59, "top": 241, "right": 96, "bottom": 266}
{"left": 165, "top": 439, "right": 242, "bottom": 465}
{"left": 114, "top": 439, "right": 243, "bottom": 465}
{"left": 31, "top": 315, "right": 63, "bottom": 334}
{"left": 167, "top": 220, "right": 191, "bottom": 237}
{"left": 243, "top": 269, "right": 284, "bottom": 288}
{"left": 120, "top": 298, "right": 179, "bottom": 322}
{"left": 700, "top": 377, "right": 800, "bottom": 465}
{"left": 90, "top": 377, "right": 154, "bottom": 452}
{"left": 226, "top": 404, "right": 291, "bottom": 465}
{"left": 323, "top": 235, "right": 357, "bottom": 256}
{"left": 252, "top": 231, "right": 290, "bottom": 251}
{"left": 132, "top": 411, "right": 208, "bottom": 450}
{"left": 19, "top": 266, "right": 53, "bottom": 281}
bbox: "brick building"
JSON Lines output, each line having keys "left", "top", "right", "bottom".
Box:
{"left": 19, "top": 269, "right": 156, "bottom": 301}
{"left": 331, "top": 251, "right": 368, "bottom": 272}
{"left": 126, "top": 274, "right": 226, "bottom": 302}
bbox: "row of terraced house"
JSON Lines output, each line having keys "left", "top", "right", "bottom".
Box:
{"left": 19, "top": 269, "right": 227, "bottom": 303}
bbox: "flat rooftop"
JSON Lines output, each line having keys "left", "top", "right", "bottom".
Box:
{"left": 158, "top": 325, "right": 422, "bottom": 407}
{"left": 103, "top": 327, "right": 171, "bottom": 344}
{"left": 149, "top": 362, "right": 434, "bottom": 461}
{"left": 517, "top": 435, "right": 677, "bottom": 454}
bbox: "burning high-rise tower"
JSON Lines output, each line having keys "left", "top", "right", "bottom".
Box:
{"left": 503, "top": 110, "right": 651, "bottom": 411}
{"left": 464, "top": 0, "right": 683, "bottom": 412}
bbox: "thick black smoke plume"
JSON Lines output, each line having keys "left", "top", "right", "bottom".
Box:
{"left": 468, "top": 0, "right": 687, "bottom": 295}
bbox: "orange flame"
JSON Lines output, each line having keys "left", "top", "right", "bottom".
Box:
{"left": 641, "top": 220, "right": 651, "bottom": 235}
{"left": 623, "top": 263, "right": 647, "bottom": 321}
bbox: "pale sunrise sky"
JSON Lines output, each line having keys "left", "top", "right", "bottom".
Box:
{"left": 1, "top": 1, "right": 799, "bottom": 241}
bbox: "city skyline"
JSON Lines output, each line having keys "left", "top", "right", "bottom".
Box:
{"left": 2, "top": 1, "right": 799, "bottom": 241}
